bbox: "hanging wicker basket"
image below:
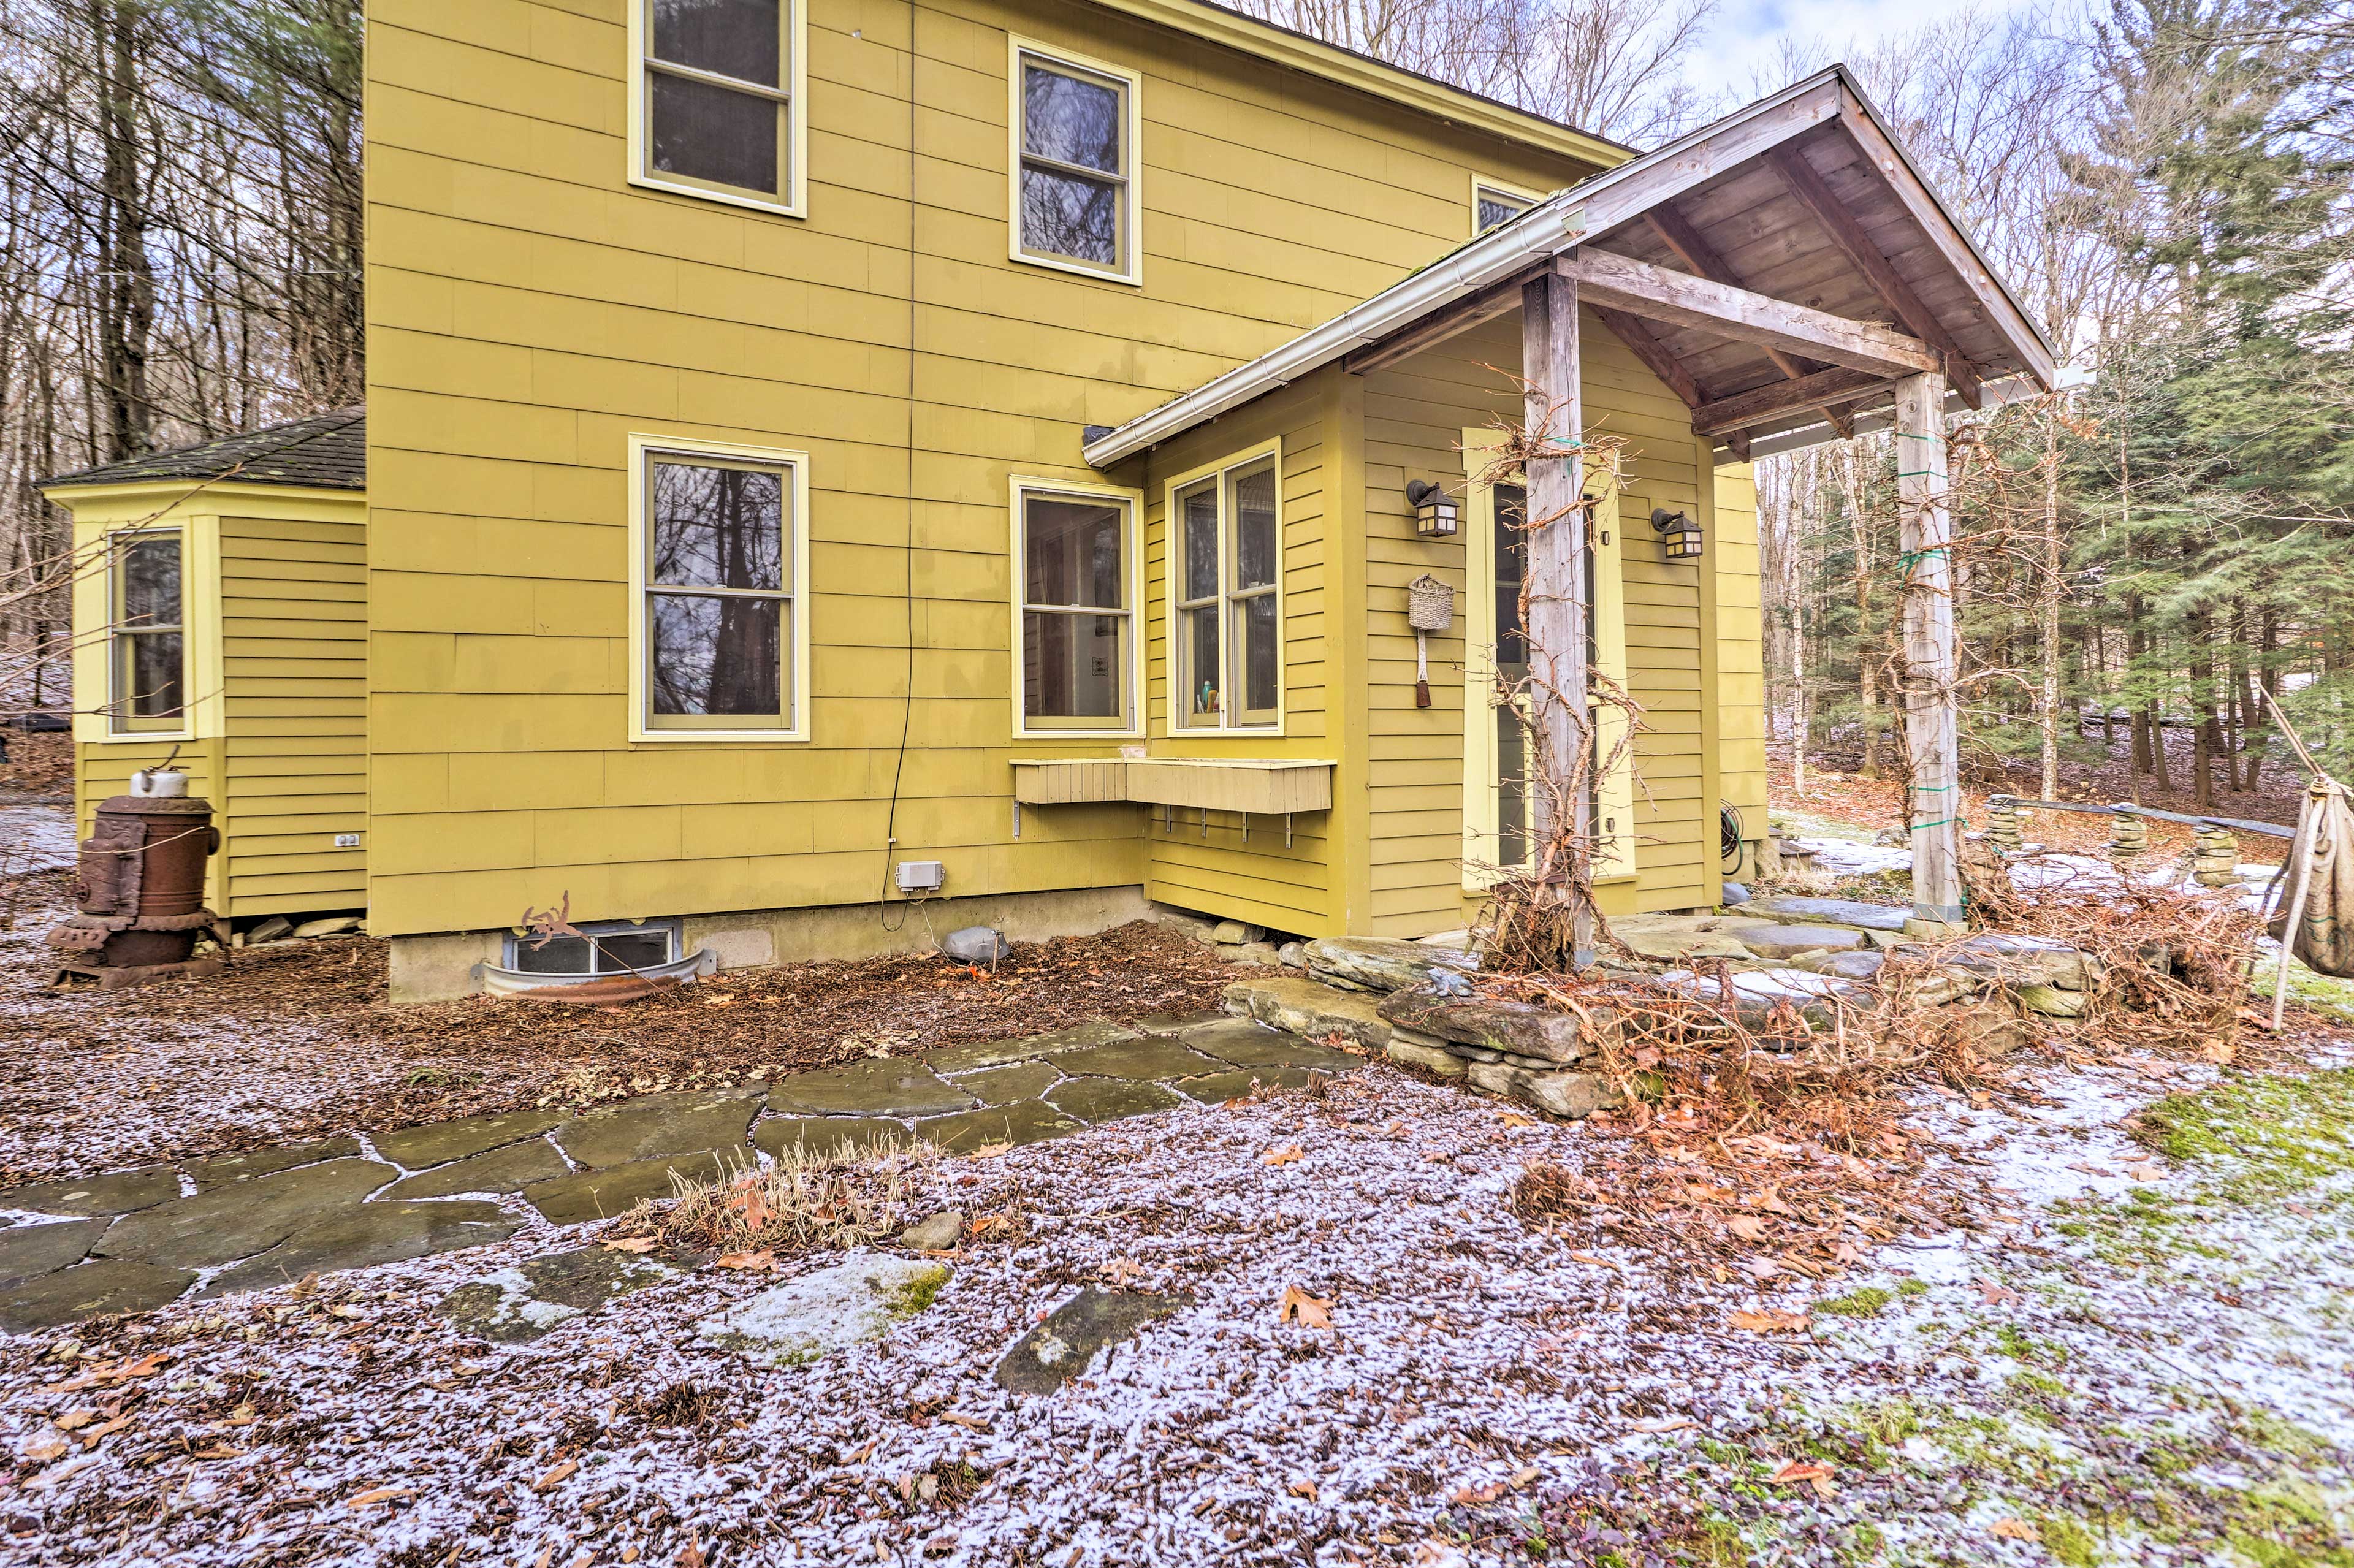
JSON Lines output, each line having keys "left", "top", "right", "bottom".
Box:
{"left": 1407, "top": 574, "right": 1455, "bottom": 632}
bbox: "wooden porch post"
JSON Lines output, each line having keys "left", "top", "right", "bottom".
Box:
{"left": 1522, "top": 264, "right": 1593, "bottom": 960}
{"left": 1894, "top": 370, "right": 1963, "bottom": 927}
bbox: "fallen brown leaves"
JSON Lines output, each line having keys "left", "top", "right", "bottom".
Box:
{"left": 1278, "top": 1285, "right": 1333, "bottom": 1330}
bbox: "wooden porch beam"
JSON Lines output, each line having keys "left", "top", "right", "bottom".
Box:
{"left": 1646, "top": 204, "right": 1853, "bottom": 435}
{"left": 1343, "top": 272, "right": 1533, "bottom": 376}
{"left": 1561, "top": 249, "right": 1940, "bottom": 380}
{"left": 1834, "top": 94, "right": 2057, "bottom": 389}
{"left": 1644, "top": 207, "right": 1814, "bottom": 385}
{"left": 1591, "top": 304, "right": 1705, "bottom": 409}
{"left": 1689, "top": 365, "right": 1890, "bottom": 435}
{"left": 1762, "top": 145, "right": 1984, "bottom": 408}
{"left": 1895, "top": 370, "right": 1963, "bottom": 926}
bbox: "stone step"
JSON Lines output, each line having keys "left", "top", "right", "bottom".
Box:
{"left": 1222, "top": 973, "right": 1393, "bottom": 1047}
{"left": 1739, "top": 896, "right": 1912, "bottom": 933}
{"left": 1300, "top": 935, "right": 1476, "bottom": 995}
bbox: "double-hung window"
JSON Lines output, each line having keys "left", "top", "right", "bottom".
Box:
{"left": 109, "top": 531, "right": 185, "bottom": 734}
{"left": 630, "top": 436, "right": 809, "bottom": 740}
{"left": 1473, "top": 178, "right": 1539, "bottom": 234}
{"left": 1170, "top": 449, "right": 1281, "bottom": 731}
{"left": 1014, "top": 481, "right": 1138, "bottom": 734}
{"left": 1010, "top": 42, "right": 1140, "bottom": 283}
{"left": 632, "top": 0, "right": 802, "bottom": 214}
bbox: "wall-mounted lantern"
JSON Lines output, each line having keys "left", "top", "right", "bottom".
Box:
{"left": 1406, "top": 479, "right": 1460, "bottom": 538}
{"left": 1650, "top": 506, "right": 1703, "bottom": 561}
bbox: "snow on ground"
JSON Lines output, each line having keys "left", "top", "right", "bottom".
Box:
{"left": 7, "top": 1046, "right": 2353, "bottom": 1567}
{"left": 0, "top": 806, "right": 75, "bottom": 875}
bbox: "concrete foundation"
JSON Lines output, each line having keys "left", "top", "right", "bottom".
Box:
{"left": 386, "top": 885, "right": 1158, "bottom": 1004}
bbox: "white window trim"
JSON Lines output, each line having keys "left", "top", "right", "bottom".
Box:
{"left": 1009, "top": 473, "right": 1146, "bottom": 740}
{"left": 627, "top": 432, "right": 812, "bottom": 744}
{"left": 1007, "top": 36, "right": 1143, "bottom": 287}
{"left": 105, "top": 525, "right": 195, "bottom": 743}
{"left": 1471, "top": 174, "right": 1543, "bottom": 234}
{"left": 626, "top": 0, "right": 808, "bottom": 219}
{"left": 1161, "top": 438, "right": 1285, "bottom": 737}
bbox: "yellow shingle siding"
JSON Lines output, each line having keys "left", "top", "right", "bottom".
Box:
{"left": 362, "top": 0, "right": 1605, "bottom": 940}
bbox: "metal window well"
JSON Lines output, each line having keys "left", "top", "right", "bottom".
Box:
{"left": 482, "top": 918, "right": 715, "bottom": 996}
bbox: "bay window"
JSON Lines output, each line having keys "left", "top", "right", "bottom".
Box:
{"left": 109, "top": 530, "right": 185, "bottom": 734}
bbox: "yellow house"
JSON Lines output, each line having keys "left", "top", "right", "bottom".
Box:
{"left": 59, "top": 0, "right": 2053, "bottom": 998}
{"left": 47, "top": 411, "right": 369, "bottom": 920}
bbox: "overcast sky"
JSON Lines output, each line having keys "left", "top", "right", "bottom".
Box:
{"left": 1672, "top": 0, "right": 2028, "bottom": 106}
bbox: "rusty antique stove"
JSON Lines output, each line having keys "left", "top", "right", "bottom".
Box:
{"left": 48, "top": 767, "right": 227, "bottom": 989}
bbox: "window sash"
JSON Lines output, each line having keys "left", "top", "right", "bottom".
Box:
{"left": 639, "top": 0, "right": 794, "bottom": 206}
{"left": 109, "top": 531, "right": 185, "bottom": 733}
{"left": 641, "top": 452, "right": 796, "bottom": 733}
{"left": 1016, "top": 486, "right": 1135, "bottom": 731}
{"left": 1015, "top": 50, "right": 1131, "bottom": 274}
{"left": 1170, "top": 460, "right": 1279, "bottom": 731}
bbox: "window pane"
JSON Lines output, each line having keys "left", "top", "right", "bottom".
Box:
{"left": 1495, "top": 482, "right": 1527, "bottom": 675}
{"left": 651, "top": 461, "right": 785, "bottom": 590}
{"left": 1230, "top": 465, "right": 1277, "bottom": 590}
{"left": 1477, "top": 193, "right": 1530, "bottom": 231}
{"left": 1022, "top": 64, "right": 1119, "bottom": 172}
{"left": 120, "top": 536, "right": 180, "bottom": 627}
{"left": 592, "top": 929, "right": 672, "bottom": 972}
{"left": 511, "top": 935, "right": 595, "bottom": 975}
{"left": 1181, "top": 604, "right": 1221, "bottom": 721}
{"left": 125, "top": 632, "right": 183, "bottom": 718}
{"left": 653, "top": 0, "right": 780, "bottom": 87}
{"left": 650, "top": 592, "right": 783, "bottom": 718}
{"left": 1019, "top": 166, "right": 1118, "bottom": 266}
{"left": 1180, "top": 483, "right": 1219, "bottom": 603}
{"left": 1024, "top": 496, "right": 1124, "bottom": 609}
{"left": 651, "top": 70, "right": 779, "bottom": 195}
{"left": 1238, "top": 592, "right": 1278, "bottom": 715}
{"left": 1023, "top": 611, "right": 1123, "bottom": 720}
{"left": 1497, "top": 706, "right": 1527, "bottom": 866}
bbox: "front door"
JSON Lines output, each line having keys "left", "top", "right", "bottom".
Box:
{"left": 1460, "top": 430, "right": 1632, "bottom": 889}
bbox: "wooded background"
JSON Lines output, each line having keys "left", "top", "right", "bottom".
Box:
{"left": 2, "top": 0, "right": 2348, "bottom": 814}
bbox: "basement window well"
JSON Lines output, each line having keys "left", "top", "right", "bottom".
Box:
{"left": 502, "top": 918, "right": 682, "bottom": 976}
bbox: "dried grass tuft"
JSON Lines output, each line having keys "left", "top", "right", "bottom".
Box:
{"left": 610, "top": 1136, "right": 936, "bottom": 1255}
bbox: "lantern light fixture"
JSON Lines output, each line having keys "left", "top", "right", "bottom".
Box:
{"left": 1406, "top": 479, "right": 1460, "bottom": 538}
{"left": 1650, "top": 506, "right": 1702, "bottom": 561}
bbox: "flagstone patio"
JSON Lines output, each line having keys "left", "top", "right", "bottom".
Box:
{"left": 0, "top": 1010, "right": 1358, "bottom": 1333}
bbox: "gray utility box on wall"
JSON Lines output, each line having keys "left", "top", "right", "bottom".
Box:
{"left": 895, "top": 860, "right": 947, "bottom": 894}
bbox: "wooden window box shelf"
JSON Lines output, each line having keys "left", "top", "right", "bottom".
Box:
{"left": 1010, "top": 758, "right": 1334, "bottom": 814}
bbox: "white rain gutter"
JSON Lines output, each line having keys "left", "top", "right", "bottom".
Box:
{"left": 1080, "top": 69, "right": 1849, "bottom": 470}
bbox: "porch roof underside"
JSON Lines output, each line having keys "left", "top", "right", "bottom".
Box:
{"left": 1083, "top": 66, "right": 2058, "bottom": 468}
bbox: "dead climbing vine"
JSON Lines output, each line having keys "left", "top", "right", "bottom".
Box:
{"left": 1461, "top": 398, "right": 1644, "bottom": 975}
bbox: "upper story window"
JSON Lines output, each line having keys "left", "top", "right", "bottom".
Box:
{"left": 1473, "top": 178, "right": 1539, "bottom": 234}
{"left": 631, "top": 0, "right": 804, "bottom": 216}
{"left": 1170, "top": 446, "right": 1282, "bottom": 731}
{"left": 629, "top": 435, "right": 810, "bottom": 741}
{"left": 110, "top": 530, "right": 185, "bottom": 734}
{"left": 1013, "top": 479, "right": 1140, "bottom": 736}
{"left": 1010, "top": 41, "right": 1140, "bottom": 285}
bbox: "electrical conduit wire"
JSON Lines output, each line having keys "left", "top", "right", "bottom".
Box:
{"left": 878, "top": 0, "right": 920, "bottom": 935}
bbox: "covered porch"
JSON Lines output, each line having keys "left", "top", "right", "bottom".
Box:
{"left": 1084, "top": 64, "right": 2058, "bottom": 935}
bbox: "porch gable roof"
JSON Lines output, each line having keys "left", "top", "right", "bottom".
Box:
{"left": 1081, "top": 64, "right": 2059, "bottom": 469}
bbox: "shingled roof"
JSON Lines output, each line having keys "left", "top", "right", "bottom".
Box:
{"left": 45, "top": 407, "right": 365, "bottom": 492}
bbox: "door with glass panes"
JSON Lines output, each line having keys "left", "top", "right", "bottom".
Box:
{"left": 1458, "top": 430, "right": 1632, "bottom": 887}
